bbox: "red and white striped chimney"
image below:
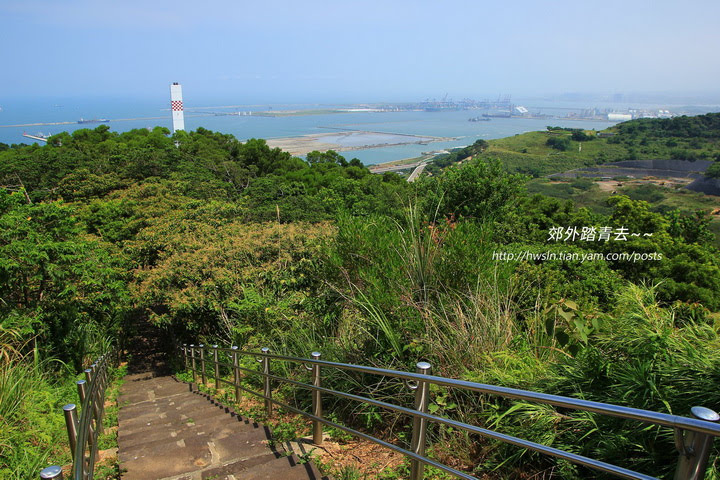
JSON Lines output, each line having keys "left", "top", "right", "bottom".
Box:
{"left": 170, "top": 82, "right": 185, "bottom": 132}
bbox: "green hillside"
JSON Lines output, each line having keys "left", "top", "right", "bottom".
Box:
{"left": 2, "top": 123, "right": 720, "bottom": 479}
{"left": 427, "top": 113, "right": 720, "bottom": 178}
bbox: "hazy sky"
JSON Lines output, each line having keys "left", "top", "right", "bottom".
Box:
{"left": 2, "top": 0, "right": 719, "bottom": 103}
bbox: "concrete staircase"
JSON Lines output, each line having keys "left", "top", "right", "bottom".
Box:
{"left": 118, "top": 373, "right": 325, "bottom": 480}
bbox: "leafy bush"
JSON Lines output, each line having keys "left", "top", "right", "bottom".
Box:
{"left": 546, "top": 137, "right": 571, "bottom": 151}
{"left": 571, "top": 130, "right": 594, "bottom": 142}
{"left": 419, "top": 158, "right": 527, "bottom": 222}
{"left": 707, "top": 161, "right": 720, "bottom": 178}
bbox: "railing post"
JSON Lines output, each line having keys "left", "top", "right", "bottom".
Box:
{"left": 76, "top": 380, "right": 87, "bottom": 404}
{"left": 96, "top": 362, "right": 106, "bottom": 429}
{"left": 43, "top": 356, "right": 114, "bottom": 480}
{"left": 410, "top": 361, "right": 432, "bottom": 480}
{"left": 311, "top": 351, "right": 323, "bottom": 445}
{"left": 232, "top": 346, "right": 240, "bottom": 401}
{"left": 88, "top": 364, "right": 103, "bottom": 429}
{"left": 675, "top": 406, "right": 720, "bottom": 480}
{"left": 63, "top": 404, "right": 79, "bottom": 458}
{"left": 199, "top": 344, "right": 206, "bottom": 385}
{"left": 190, "top": 344, "right": 197, "bottom": 384}
{"left": 75, "top": 378, "right": 94, "bottom": 477}
{"left": 212, "top": 345, "right": 220, "bottom": 390}
{"left": 182, "top": 344, "right": 188, "bottom": 370}
{"left": 261, "top": 347, "right": 272, "bottom": 417}
{"left": 39, "top": 466, "right": 63, "bottom": 479}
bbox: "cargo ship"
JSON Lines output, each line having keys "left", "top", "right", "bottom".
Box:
{"left": 77, "top": 118, "right": 110, "bottom": 124}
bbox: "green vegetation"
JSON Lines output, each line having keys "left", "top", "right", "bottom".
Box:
{"left": 615, "top": 113, "right": 720, "bottom": 138}
{"left": 2, "top": 117, "right": 720, "bottom": 479}
{"left": 430, "top": 112, "right": 720, "bottom": 178}
{"left": 527, "top": 179, "right": 720, "bottom": 249}
{"left": 424, "top": 139, "right": 488, "bottom": 174}
{"left": 0, "top": 354, "right": 75, "bottom": 478}
{"left": 546, "top": 136, "right": 572, "bottom": 151}
{"left": 707, "top": 162, "right": 720, "bottom": 178}
{"left": 0, "top": 339, "right": 125, "bottom": 479}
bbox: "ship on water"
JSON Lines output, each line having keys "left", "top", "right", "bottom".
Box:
{"left": 77, "top": 118, "right": 110, "bottom": 124}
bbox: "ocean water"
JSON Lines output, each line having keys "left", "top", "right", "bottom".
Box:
{"left": 0, "top": 98, "right": 618, "bottom": 165}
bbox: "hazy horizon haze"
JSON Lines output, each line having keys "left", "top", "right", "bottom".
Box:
{"left": 2, "top": 0, "right": 720, "bottom": 104}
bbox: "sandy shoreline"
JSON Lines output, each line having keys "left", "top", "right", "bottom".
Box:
{"left": 266, "top": 130, "right": 454, "bottom": 156}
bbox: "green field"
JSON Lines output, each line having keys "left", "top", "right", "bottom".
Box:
{"left": 463, "top": 126, "right": 720, "bottom": 177}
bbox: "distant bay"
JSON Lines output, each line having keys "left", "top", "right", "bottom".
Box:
{"left": 0, "top": 98, "right": 619, "bottom": 165}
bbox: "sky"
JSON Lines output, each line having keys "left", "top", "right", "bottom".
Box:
{"left": 2, "top": 0, "right": 720, "bottom": 104}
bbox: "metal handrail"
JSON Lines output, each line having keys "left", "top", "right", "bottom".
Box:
{"left": 180, "top": 344, "right": 719, "bottom": 480}
{"left": 279, "top": 355, "right": 720, "bottom": 437}
{"left": 39, "top": 350, "right": 115, "bottom": 480}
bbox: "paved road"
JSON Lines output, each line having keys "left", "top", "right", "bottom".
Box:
{"left": 407, "top": 163, "right": 428, "bottom": 182}
{"left": 369, "top": 161, "right": 422, "bottom": 174}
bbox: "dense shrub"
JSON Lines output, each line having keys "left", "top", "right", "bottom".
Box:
{"left": 546, "top": 136, "right": 571, "bottom": 151}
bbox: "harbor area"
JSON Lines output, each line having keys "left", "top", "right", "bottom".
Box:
{"left": 265, "top": 130, "right": 453, "bottom": 156}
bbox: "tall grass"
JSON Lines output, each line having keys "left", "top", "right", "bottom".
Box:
{"left": 395, "top": 201, "right": 444, "bottom": 306}
{"left": 0, "top": 316, "right": 116, "bottom": 478}
{"left": 185, "top": 205, "right": 720, "bottom": 478}
{"left": 0, "top": 323, "right": 25, "bottom": 364}
{"left": 0, "top": 354, "right": 78, "bottom": 479}
{"left": 472, "top": 283, "right": 720, "bottom": 479}
{"left": 421, "top": 271, "right": 520, "bottom": 376}
{"left": 307, "top": 213, "right": 720, "bottom": 477}
{"left": 66, "top": 316, "right": 120, "bottom": 371}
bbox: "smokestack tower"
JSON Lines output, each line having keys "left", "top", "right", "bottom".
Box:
{"left": 170, "top": 82, "right": 185, "bottom": 132}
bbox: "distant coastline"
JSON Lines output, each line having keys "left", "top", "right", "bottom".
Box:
{"left": 265, "top": 130, "right": 454, "bottom": 156}
{"left": 4, "top": 99, "right": 695, "bottom": 164}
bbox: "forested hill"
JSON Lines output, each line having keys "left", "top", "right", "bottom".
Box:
{"left": 616, "top": 111, "right": 720, "bottom": 138}
{"left": 2, "top": 124, "right": 720, "bottom": 478}
{"left": 0, "top": 126, "right": 408, "bottom": 220}
{"left": 427, "top": 112, "right": 720, "bottom": 178}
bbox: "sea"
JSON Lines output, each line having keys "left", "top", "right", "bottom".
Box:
{"left": 0, "top": 97, "right": 672, "bottom": 165}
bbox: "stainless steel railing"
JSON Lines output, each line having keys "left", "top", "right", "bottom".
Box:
{"left": 39, "top": 351, "right": 115, "bottom": 480}
{"left": 181, "top": 343, "right": 720, "bottom": 480}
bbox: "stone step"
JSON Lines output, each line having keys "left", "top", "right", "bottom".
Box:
{"left": 120, "top": 375, "right": 186, "bottom": 390}
{"left": 120, "top": 419, "right": 272, "bottom": 462}
{"left": 119, "top": 396, "right": 234, "bottom": 428}
{"left": 203, "top": 454, "right": 324, "bottom": 480}
{"left": 119, "top": 393, "right": 222, "bottom": 421}
{"left": 119, "top": 380, "right": 191, "bottom": 405}
{"left": 119, "top": 411, "right": 267, "bottom": 452}
{"left": 156, "top": 452, "right": 281, "bottom": 480}
{"left": 119, "top": 402, "right": 231, "bottom": 434}
{"left": 123, "top": 372, "right": 162, "bottom": 383}
{"left": 118, "top": 374, "right": 326, "bottom": 480}
{"left": 121, "top": 429, "right": 279, "bottom": 480}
